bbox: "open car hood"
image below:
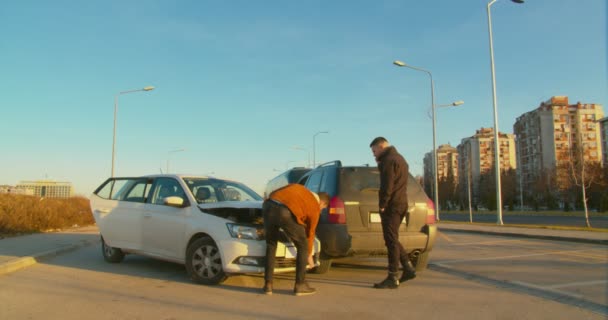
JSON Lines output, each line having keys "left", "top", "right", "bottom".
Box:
{"left": 197, "top": 201, "right": 263, "bottom": 210}
{"left": 197, "top": 201, "right": 263, "bottom": 224}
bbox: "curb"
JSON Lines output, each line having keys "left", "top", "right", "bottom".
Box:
{"left": 438, "top": 228, "right": 608, "bottom": 245}
{"left": 0, "top": 238, "right": 99, "bottom": 276}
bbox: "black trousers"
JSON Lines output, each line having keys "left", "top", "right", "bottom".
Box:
{"left": 263, "top": 200, "right": 308, "bottom": 284}
{"left": 380, "top": 208, "right": 409, "bottom": 274}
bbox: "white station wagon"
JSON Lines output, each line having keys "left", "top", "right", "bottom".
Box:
{"left": 90, "top": 174, "right": 319, "bottom": 285}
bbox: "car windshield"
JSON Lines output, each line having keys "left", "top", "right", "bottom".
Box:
{"left": 183, "top": 177, "right": 263, "bottom": 204}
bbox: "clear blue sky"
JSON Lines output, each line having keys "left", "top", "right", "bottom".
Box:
{"left": 1, "top": 0, "right": 606, "bottom": 196}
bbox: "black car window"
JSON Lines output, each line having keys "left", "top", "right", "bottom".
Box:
{"left": 305, "top": 171, "right": 323, "bottom": 193}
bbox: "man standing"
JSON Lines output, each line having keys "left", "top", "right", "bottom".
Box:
{"left": 263, "top": 184, "right": 329, "bottom": 296}
{"left": 369, "top": 137, "right": 417, "bottom": 289}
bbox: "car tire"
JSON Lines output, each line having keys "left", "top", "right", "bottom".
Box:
{"left": 101, "top": 236, "right": 125, "bottom": 263}
{"left": 311, "top": 254, "right": 332, "bottom": 274}
{"left": 185, "top": 237, "right": 227, "bottom": 285}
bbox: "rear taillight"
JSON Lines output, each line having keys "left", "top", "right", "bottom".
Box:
{"left": 328, "top": 196, "right": 346, "bottom": 224}
{"left": 426, "top": 199, "right": 436, "bottom": 224}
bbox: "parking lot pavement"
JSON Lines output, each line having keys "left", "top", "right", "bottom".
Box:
{"left": 0, "top": 225, "right": 99, "bottom": 276}
{"left": 0, "top": 222, "right": 605, "bottom": 276}
{"left": 438, "top": 222, "right": 608, "bottom": 245}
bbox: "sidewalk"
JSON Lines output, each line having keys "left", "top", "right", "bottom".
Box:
{"left": 0, "top": 225, "right": 99, "bottom": 276}
{"left": 1, "top": 223, "right": 606, "bottom": 277}
{"left": 438, "top": 222, "right": 608, "bottom": 245}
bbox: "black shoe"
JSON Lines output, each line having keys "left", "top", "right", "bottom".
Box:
{"left": 294, "top": 282, "right": 316, "bottom": 296}
{"left": 263, "top": 281, "right": 273, "bottom": 295}
{"left": 373, "top": 275, "right": 399, "bottom": 289}
{"left": 399, "top": 271, "right": 416, "bottom": 284}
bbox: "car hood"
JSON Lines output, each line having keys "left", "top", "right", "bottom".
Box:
{"left": 197, "top": 201, "right": 263, "bottom": 224}
{"left": 197, "top": 201, "right": 263, "bottom": 210}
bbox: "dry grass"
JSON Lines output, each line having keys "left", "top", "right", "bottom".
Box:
{"left": 0, "top": 194, "right": 94, "bottom": 237}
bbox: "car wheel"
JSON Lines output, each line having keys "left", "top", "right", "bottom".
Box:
{"left": 101, "top": 236, "right": 124, "bottom": 263}
{"left": 311, "top": 253, "right": 332, "bottom": 274}
{"left": 185, "top": 237, "right": 227, "bottom": 285}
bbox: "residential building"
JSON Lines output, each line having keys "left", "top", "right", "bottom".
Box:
{"left": 457, "top": 127, "right": 516, "bottom": 202}
{"left": 424, "top": 144, "right": 459, "bottom": 183}
{"left": 513, "top": 96, "right": 604, "bottom": 190}
{"left": 600, "top": 116, "right": 608, "bottom": 167}
{"left": 16, "top": 180, "right": 73, "bottom": 198}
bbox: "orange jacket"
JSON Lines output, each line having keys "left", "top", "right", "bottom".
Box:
{"left": 269, "top": 184, "right": 320, "bottom": 254}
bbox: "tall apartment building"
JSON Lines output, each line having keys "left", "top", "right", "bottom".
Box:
{"left": 423, "top": 144, "right": 459, "bottom": 197}
{"left": 457, "top": 127, "right": 516, "bottom": 201}
{"left": 600, "top": 116, "right": 608, "bottom": 167}
{"left": 424, "top": 144, "right": 459, "bottom": 182}
{"left": 16, "top": 180, "right": 73, "bottom": 198}
{"left": 513, "top": 96, "right": 604, "bottom": 190}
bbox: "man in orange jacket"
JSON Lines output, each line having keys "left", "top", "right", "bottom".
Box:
{"left": 263, "top": 184, "right": 329, "bottom": 296}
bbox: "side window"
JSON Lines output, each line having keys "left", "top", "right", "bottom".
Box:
{"left": 305, "top": 171, "right": 323, "bottom": 193}
{"left": 124, "top": 180, "right": 152, "bottom": 203}
{"left": 150, "top": 178, "right": 186, "bottom": 206}
{"left": 94, "top": 178, "right": 149, "bottom": 201}
{"left": 319, "top": 168, "right": 336, "bottom": 194}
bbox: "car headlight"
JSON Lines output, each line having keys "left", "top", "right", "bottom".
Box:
{"left": 226, "top": 223, "right": 264, "bottom": 240}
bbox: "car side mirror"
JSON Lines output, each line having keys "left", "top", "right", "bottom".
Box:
{"left": 164, "top": 196, "right": 185, "bottom": 208}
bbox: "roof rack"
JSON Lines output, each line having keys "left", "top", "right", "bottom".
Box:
{"left": 316, "top": 160, "right": 342, "bottom": 168}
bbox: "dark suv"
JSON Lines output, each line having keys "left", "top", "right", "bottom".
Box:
{"left": 297, "top": 161, "right": 437, "bottom": 273}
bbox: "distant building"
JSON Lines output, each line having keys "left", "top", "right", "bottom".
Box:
{"left": 600, "top": 116, "right": 608, "bottom": 167}
{"left": 513, "top": 96, "right": 604, "bottom": 190}
{"left": 0, "top": 185, "right": 34, "bottom": 195}
{"left": 423, "top": 144, "right": 459, "bottom": 185}
{"left": 16, "top": 180, "right": 73, "bottom": 198}
{"left": 457, "top": 127, "right": 516, "bottom": 201}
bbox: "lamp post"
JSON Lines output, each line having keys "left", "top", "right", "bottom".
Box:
{"left": 166, "top": 148, "right": 186, "bottom": 173}
{"left": 393, "top": 60, "right": 440, "bottom": 220}
{"left": 313, "top": 131, "right": 329, "bottom": 168}
{"left": 111, "top": 86, "right": 155, "bottom": 177}
{"left": 487, "top": 0, "right": 524, "bottom": 224}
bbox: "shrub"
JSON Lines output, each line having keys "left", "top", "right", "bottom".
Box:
{"left": 0, "top": 194, "right": 94, "bottom": 236}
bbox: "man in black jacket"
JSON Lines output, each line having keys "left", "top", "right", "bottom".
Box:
{"left": 369, "top": 137, "right": 417, "bottom": 289}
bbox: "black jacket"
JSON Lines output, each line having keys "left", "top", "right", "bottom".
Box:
{"left": 376, "top": 146, "right": 409, "bottom": 213}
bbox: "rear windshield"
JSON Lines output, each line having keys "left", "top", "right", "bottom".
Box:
{"left": 339, "top": 167, "right": 428, "bottom": 202}
{"left": 339, "top": 167, "right": 380, "bottom": 201}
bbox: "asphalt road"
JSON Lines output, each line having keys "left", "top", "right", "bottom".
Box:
{"left": 439, "top": 212, "right": 608, "bottom": 228}
{"left": 1, "top": 232, "right": 605, "bottom": 319}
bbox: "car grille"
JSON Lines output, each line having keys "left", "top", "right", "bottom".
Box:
{"left": 274, "top": 257, "right": 297, "bottom": 268}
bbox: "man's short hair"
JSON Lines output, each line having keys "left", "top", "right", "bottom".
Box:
{"left": 318, "top": 192, "right": 330, "bottom": 205}
{"left": 370, "top": 137, "right": 388, "bottom": 147}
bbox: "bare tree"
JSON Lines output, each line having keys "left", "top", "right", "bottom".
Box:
{"left": 556, "top": 129, "right": 603, "bottom": 228}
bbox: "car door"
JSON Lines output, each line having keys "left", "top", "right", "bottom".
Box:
{"left": 91, "top": 178, "right": 149, "bottom": 250}
{"left": 142, "top": 177, "right": 188, "bottom": 260}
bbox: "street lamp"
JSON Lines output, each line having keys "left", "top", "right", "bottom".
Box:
{"left": 313, "top": 131, "right": 329, "bottom": 168}
{"left": 166, "top": 148, "right": 186, "bottom": 173}
{"left": 487, "top": 0, "right": 524, "bottom": 224}
{"left": 393, "top": 60, "right": 439, "bottom": 220}
{"left": 111, "top": 86, "right": 155, "bottom": 177}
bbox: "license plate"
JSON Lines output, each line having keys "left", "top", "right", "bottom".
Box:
{"left": 370, "top": 212, "right": 406, "bottom": 224}
{"left": 370, "top": 212, "right": 381, "bottom": 223}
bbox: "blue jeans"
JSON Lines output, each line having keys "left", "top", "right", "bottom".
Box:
{"left": 263, "top": 200, "right": 308, "bottom": 284}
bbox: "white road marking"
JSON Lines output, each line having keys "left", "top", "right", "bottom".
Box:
{"left": 511, "top": 280, "right": 585, "bottom": 299}
{"left": 434, "top": 248, "right": 602, "bottom": 265}
{"left": 546, "top": 280, "right": 608, "bottom": 289}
